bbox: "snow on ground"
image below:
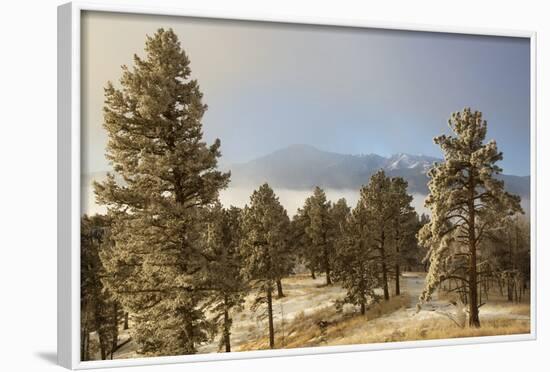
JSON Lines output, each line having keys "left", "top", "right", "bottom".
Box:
{"left": 110, "top": 330, "right": 135, "bottom": 359}
{"left": 198, "top": 274, "right": 347, "bottom": 353}
{"left": 335, "top": 272, "right": 529, "bottom": 344}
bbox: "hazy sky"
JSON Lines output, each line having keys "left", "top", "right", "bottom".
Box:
{"left": 82, "top": 11, "right": 530, "bottom": 176}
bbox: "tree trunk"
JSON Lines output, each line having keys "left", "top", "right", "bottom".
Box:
{"left": 360, "top": 301, "right": 366, "bottom": 315}
{"left": 100, "top": 340, "right": 107, "bottom": 360}
{"left": 468, "top": 171, "right": 480, "bottom": 328}
{"left": 85, "top": 332, "right": 90, "bottom": 360}
{"left": 81, "top": 325, "right": 89, "bottom": 361}
{"left": 507, "top": 231, "right": 514, "bottom": 302}
{"left": 80, "top": 332, "right": 85, "bottom": 361}
{"left": 81, "top": 303, "right": 89, "bottom": 361}
{"left": 184, "top": 319, "right": 196, "bottom": 354}
{"left": 394, "top": 223, "right": 401, "bottom": 296}
{"left": 310, "top": 268, "right": 316, "bottom": 279}
{"left": 395, "top": 263, "right": 400, "bottom": 296}
{"left": 111, "top": 303, "right": 119, "bottom": 359}
{"left": 267, "top": 286, "right": 275, "bottom": 349}
{"left": 323, "top": 244, "right": 332, "bottom": 285}
{"left": 123, "top": 312, "right": 129, "bottom": 330}
{"left": 381, "top": 263, "right": 389, "bottom": 300}
{"left": 380, "top": 231, "right": 390, "bottom": 300}
{"left": 276, "top": 279, "right": 284, "bottom": 298}
{"left": 223, "top": 307, "right": 231, "bottom": 352}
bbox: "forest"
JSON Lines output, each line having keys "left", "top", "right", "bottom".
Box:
{"left": 80, "top": 29, "right": 531, "bottom": 361}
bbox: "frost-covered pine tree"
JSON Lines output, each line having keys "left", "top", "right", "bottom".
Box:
{"left": 333, "top": 197, "right": 379, "bottom": 315}
{"left": 389, "top": 177, "right": 415, "bottom": 295}
{"left": 329, "top": 198, "right": 351, "bottom": 248}
{"left": 240, "top": 184, "right": 291, "bottom": 349}
{"left": 291, "top": 199, "right": 317, "bottom": 279}
{"left": 304, "top": 187, "right": 334, "bottom": 285}
{"left": 360, "top": 170, "right": 394, "bottom": 300}
{"left": 95, "top": 28, "right": 230, "bottom": 355}
{"left": 200, "top": 204, "right": 247, "bottom": 352}
{"left": 419, "top": 108, "right": 522, "bottom": 327}
{"left": 81, "top": 215, "right": 120, "bottom": 361}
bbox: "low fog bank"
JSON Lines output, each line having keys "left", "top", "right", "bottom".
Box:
{"left": 82, "top": 186, "right": 430, "bottom": 217}
{"left": 82, "top": 184, "right": 530, "bottom": 219}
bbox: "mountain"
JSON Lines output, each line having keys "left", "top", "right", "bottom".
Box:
{"left": 225, "top": 144, "right": 530, "bottom": 197}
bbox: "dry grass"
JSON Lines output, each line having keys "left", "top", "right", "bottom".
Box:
{"left": 331, "top": 295, "right": 530, "bottom": 345}
{"left": 334, "top": 318, "right": 530, "bottom": 346}
{"left": 492, "top": 302, "right": 531, "bottom": 316}
{"left": 238, "top": 292, "right": 530, "bottom": 351}
{"left": 365, "top": 295, "right": 410, "bottom": 320}
{"left": 238, "top": 295, "right": 411, "bottom": 351}
{"left": 238, "top": 305, "right": 338, "bottom": 351}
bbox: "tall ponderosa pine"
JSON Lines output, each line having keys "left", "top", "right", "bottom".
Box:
{"left": 329, "top": 198, "right": 351, "bottom": 249}
{"left": 304, "top": 187, "right": 334, "bottom": 285}
{"left": 201, "top": 204, "right": 247, "bottom": 352}
{"left": 360, "top": 170, "right": 394, "bottom": 300}
{"left": 292, "top": 200, "right": 317, "bottom": 279}
{"left": 293, "top": 197, "right": 350, "bottom": 283}
{"left": 81, "top": 215, "right": 120, "bottom": 361}
{"left": 333, "top": 197, "right": 379, "bottom": 315}
{"left": 240, "top": 184, "right": 291, "bottom": 349}
{"left": 418, "top": 108, "right": 522, "bottom": 327}
{"left": 95, "top": 28, "right": 230, "bottom": 355}
{"left": 389, "top": 177, "right": 415, "bottom": 295}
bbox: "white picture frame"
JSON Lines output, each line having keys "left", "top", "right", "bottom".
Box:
{"left": 57, "top": 1, "right": 537, "bottom": 369}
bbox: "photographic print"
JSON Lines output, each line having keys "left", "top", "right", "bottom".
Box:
{"left": 79, "top": 10, "right": 532, "bottom": 361}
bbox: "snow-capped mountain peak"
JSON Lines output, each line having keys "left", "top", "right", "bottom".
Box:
{"left": 386, "top": 153, "right": 437, "bottom": 173}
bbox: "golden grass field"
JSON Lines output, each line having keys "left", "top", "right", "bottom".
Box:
{"left": 237, "top": 273, "right": 530, "bottom": 351}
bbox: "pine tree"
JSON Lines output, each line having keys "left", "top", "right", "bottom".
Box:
{"left": 291, "top": 201, "right": 317, "bottom": 279}
{"left": 401, "top": 213, "right": 429, "bottom": 272}
{"left": 329, "top": 198, "right": 351, "bottom": 246}
{"left": 333, "top": 198, "right": 379, "bottom": 315}
{"left": 304, "top": 187, "right": 334, "bottom": 285}
{"left": 418, "top": 108, "right": 522, "bottom": 327}
{"left": 388, "top": 177, "right": 415, "bottom": 295}
{"left": 484, "top": 215, "right": 530, "bottom": 302}
{"left": 81, "top": 215, "right": 120, "bottom": 361}
{"left": 95, "top": 28, "right": 230, "bottom": 355}
{"left": 201, "top": 204, "right": 247, "bottom": 352}
{"left": 240, "top": 184, "right": 291, "bottom": 349}
{"left": 360, "top": 170, "right": 394, "bottom": 300}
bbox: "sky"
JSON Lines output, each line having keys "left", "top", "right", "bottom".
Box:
{"left": 81, "top": 11, "right": 531, "bottom": 177}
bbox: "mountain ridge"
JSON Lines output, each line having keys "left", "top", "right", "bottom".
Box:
{"left": 224, "top": 144, "right": 530, "bottom": 197}
{"left": 83, "top": 144, "right": 530, "bottom": 198}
